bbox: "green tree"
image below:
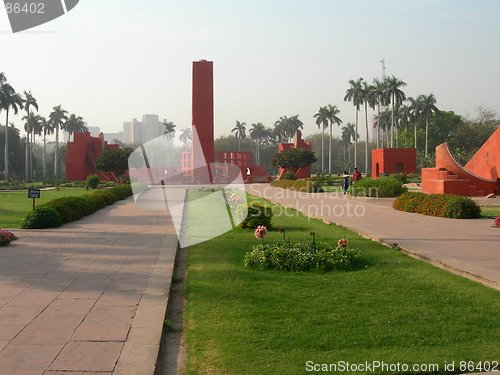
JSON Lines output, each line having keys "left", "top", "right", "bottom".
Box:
{"left": 384, "top": 76, "right": 406, "bottom": 147}
{"left": 342, "top": 123, "right": 356, "bottom": 171}
{"left": 313, "top": 106, "right": 329, "bottom": 173}
{"left": 344, "top": 78, "right": 363, "bottom": 168}
{"left": 0, "top": 124, "right": 24, "bottom": 178}
{"left": 64, "top": 114, "right": 87, "bottom": 141}
{"left": 272, "top": 148, "right": 317, "bottom": 175}
{"left": 163, "top": 120, "right": 176, "bottom": 138}
{"left": 371, "top": 78, "right": 388, "bottom": 148}
{"left": 179, "top": 127, "right": 192, "bottom": 151}
{"left": 22, "top": 91, "right": 38, "bottom": 180}
{"left": 231, "top": 121, "right": 246, "bottom": 151}
{"left": 249, "top": 122, "right": 266, "bottom": 165}
{"left": 419, "top": 93, "right": 439, "bottom": 155}
{"left": 0, "top": 79, "right": 23, "bottom": 181}
{"left": 49, "top": 105, "right": 68, "bottom": 178}
{"left": 326, "top": 105, "right": 342, "bottom": 174}
{"left": 41, "top": 116, "right": 53, "bottom": 179}
{"left": 94, "top": 147, "right": 134, "bottom": 182}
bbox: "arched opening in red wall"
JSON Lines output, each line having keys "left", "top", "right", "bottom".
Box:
{"left": 396, "top": 162, "right": 404, "bottom": 173}
{"left": 375, "top": 163, "right": 380, "bottom": 177}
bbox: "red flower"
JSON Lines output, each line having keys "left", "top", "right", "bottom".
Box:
{"left": 254, "top": 226, "right": 268, "bottom": 239}
{"left": 279, "top": 227, "right": 284, "bottom": 233}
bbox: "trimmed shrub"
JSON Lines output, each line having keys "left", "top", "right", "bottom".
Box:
{"left": 85, "top": 174, "right": 100, "bottom": 189}
{"left": 393, "top": 192, "right": 481, "bottom": 219}
{"left": 390, "top": 173, "right": 409, "bottom": 184}
{"left": 237, "top": 202, "right": 273, "bottom": 229}
{"left": 244, "top": 241, "right": 361, "bottom": 272}
{"left": 351, "top": 177, "right": 407, "bottom": 197}
{"left": 281, "top": 171, "right": 296, "bottom": 180}
{"left": 271, "top": 179, "right": 322, "bottom": 193}
{"left": 21, "top": 206, "right": 63, "bottom": 229}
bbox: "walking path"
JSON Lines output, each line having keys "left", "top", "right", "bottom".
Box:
{"left": 0, "top": 193, "right": 178, "bottom": 375}
{"left": 247, "top": 184, "right": 500, "bottom": 291}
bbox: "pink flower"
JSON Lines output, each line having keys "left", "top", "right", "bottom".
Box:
{"left": 495, "top": 216, "right": 500, "bottom": 227}
{"left": 254, "top": 226, "right": 267, "bottom": 239}
{"left": 338, "top": 239, "right": 348, "bottom": 247}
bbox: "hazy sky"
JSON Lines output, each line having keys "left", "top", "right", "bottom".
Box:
{"left": 1, "top": 0, "right": 499, "bottom": 141}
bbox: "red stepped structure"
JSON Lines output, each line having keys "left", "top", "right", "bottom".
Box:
{"left": 422, "top": 127, "right": 500, "bottom": 196}
{"left": 66, "top": 132, "right": 120, "bottom": 182}
{"left": 371, "top": 148, "right": 417, "bottom": 178}
{"left": 277, "top": 131, "right": 312, "bottom": 179}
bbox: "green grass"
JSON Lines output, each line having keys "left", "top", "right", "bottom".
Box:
{"left": 0, "top": 188, "right": 93, "bottom": 228}
{"left": 321, "top": 185, "right": 341, "bottom": 192}
{"left": 481, "top": 205, "right": 500, "bottom": 218}
{"left": 184, "top": 193, "right": 499, "bottom": 375}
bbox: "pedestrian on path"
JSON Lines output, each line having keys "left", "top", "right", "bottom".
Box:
{"left": 353, "top": 168, "right": 362, "bottom": 183}
{"left": 342, "top": 171, "right": 350, "bottom": 194}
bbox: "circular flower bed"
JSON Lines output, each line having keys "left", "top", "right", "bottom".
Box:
{"left": 244, "top": 240, "right": 361, "bottom": 272}
{"left": 0, "top": 230, "right": 17, "bottom": 246}
{"left": 493, "top": 216, "right": 500, "bottom": 228}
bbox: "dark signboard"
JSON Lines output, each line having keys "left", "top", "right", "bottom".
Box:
{"left": 28, "top": 189, "right": 41, "bottom": 199}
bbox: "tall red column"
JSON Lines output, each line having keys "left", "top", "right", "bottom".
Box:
{"left": 192, "top": 60, "right": 214, "bottom": 169}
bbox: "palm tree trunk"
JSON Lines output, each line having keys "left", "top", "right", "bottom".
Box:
{"left": 4, "top": 110, "right": 9, "bottom": 181}
{"left": 54, "top": 126, "right": 59, "bottom": 178}
{"left": 391, "top": 93, "right": 395, "bottom": 148}
{"left": 31, "top": 131, "right": 35, "bottom": 179}
{"left": 25, "top": 126, "right": 30, "bottom": 180}
{"left": 414, "top": 121, "right": 417, "bottom": 151}
{"left": 321, "top": 126, "right": 324, "bottom": 173}
{"left": 364, "top": 103, "right": 369, "bottom": 175}
{"left": 425, "top": 115, "right": 429, "bottom": 156}
{"left": 328, "top": 124, "right": 332, "bottom": 174}
{"left": 43, "top": 131, "right": 46, "bottom": 179}
{"left": 376, "top": 105, "right": 380, "bottom": 149}
{"left": 354, "top": 108, "right": 358, "bottom": 168}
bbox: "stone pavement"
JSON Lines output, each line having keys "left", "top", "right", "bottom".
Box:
{"left": 247, "top": 184, "right": 500, "bottom": 291}
{"left": 0, "top": 193, "right": 178, "bottom": 374}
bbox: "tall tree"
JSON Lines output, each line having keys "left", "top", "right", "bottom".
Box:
{"left": 384, "top": 76, "right": 406, "bottom": 147}
{"left": 371, "top": 78, "right": 387, "bottom": 149}
{"left": 179, "top": 127, "right": 192, "bottom": 151}
{"left": 49, "top": 105, "right": 68, "bottom": 178}
{"left": 231, "top": 121, "right": 246, "bottom": 151}
{"left": 326, "top": 105, "right": 342, "bottom": 174}
{"left": 0, "top": 80, "right": 23, "bottom": 181}
{"left": 286, "top": 115, "right": 304, "bottom": 142}
{"left": 407, "top": 96, "right": 421, "bottom": 151}
{"left": 419, "top": 93, "right": 439, "bottom": 155}
{"left": 41, "top": 116, "right": 53, "bottom": 179}
{"left": 344, "top": 78, "right": 364, "bottom": 168}
{"left": 162, "top": 120, "right": 176, "bottom": 166}
{"left": 64, "top": 114, "right": 87, "bottom": 141}
{"left": 249, "top": 122, "right": 266, "bottom": 165}
{"left": 313, "top": 106, "right": 329, "bottom": 173}
{"left": 341, "top": 123, "right": 356, "bottom": 170}
{"left": 22, "top": 91, "right": 38, "bottom": 179}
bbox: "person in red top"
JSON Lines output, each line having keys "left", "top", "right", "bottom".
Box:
{"left": 353, "top": 168, "right": 362, "bottom": 182}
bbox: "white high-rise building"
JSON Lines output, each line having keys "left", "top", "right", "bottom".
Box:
{"left": 142, "top": 114, "right": 163, "bottom": 144}
{"left": 123, "top": 118, "right": 142, "bottom": 145}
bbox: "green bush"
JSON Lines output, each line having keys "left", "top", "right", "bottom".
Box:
{"left": 21, "top": 206, "right": 63, "bottom": 229}
{"left": 43, "top": 198, "right": 83, "bottom": 223}
{"left": 351, "top": 177, "right": 408, "bottom": 197}
{"left": 237, "top": 202, "right": 273, "bottom": 229}
{"left": 271, "top": 179, "right": 321, "bottom": 193}
{"left": 86, "top": 174, "right": 100, "bottom": 189}
{"left": 244, "top": 241, "right": 361, "bottom": 272}
{"left": 393, "top": 192, "right": 481, "bottom": 219}
{"left": 390, "top": 173, "right": 409, "bottom": 184}
{"left": 281, "top": 171, "right": 296, "bottom": 180}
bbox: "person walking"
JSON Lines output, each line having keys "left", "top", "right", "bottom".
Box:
{"left": 342, "top": 171, "right": 350, "bottom": 195}
{"left": 353, "top": 168, "right": 362, "bottom": 182}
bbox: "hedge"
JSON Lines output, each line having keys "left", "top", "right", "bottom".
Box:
{"left": 271, "top": 179, "right": 323, "bottom": 192}
{"left": 21, "top": 185, "right": 133, "bottom": 229}
{"left": 351, "top": 177, "right": 407, "bottom": 197}
{"left": 393, "top": 192, "right": 481, "bottom": 219}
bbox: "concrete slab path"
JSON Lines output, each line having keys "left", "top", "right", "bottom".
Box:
{"left": 0, "top": 193, "right": 178, "bottom": 374}
{"left": 246, "top": 184, "right": 500, "bottom": 291}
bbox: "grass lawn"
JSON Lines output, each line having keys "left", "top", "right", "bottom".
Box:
{"left": 183, "top": 192, "right": 499, "bottom": 375}
{"left": 481, "top": 205, "right": 500, "bottom": 218}
{"left": 321, "top": 185, "right": 341, "bottom": 192}
{"left": 0, "top": 188, "right": 92, "bottom": 228}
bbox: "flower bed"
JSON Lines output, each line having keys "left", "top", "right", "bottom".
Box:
{"left": 0, "top": 230, "right": 16, "bottom": 246}
{"left": 351, "top": 177, "right": 407, "bottom": 197}
{"left": 393, "top": 192, "right": 481, "bottom": 219}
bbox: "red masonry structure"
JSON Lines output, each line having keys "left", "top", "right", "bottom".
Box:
{"left": 66, "top": 132, "right": 120, "bottom": 182}
{"left": 278, "top": 131, "right": 312, "bottom": 179}
{"left": 371, "top": 148, "right": 417, "bottom": 178}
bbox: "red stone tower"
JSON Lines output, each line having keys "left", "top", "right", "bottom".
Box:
{"left": 192, "top": 60, "right": 214, "bottom": 167}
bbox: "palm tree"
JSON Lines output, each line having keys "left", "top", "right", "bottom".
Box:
{"left": 41, "top": 116, "right": 53, "bottom": 179}
{"left": 30, "top": 115, "right": 43, "bottom": 179}
{"left": 286, "top": 115, "right": 303, "bottom": 141}
{"left": 179, "top": 127, "right": 192, "bottom": 151}
{"left": 64, "top": 114, "right": 87, "bottom": 141}
{"left": 313, "top": 106, "right": 329, "bottom": 173}
{"left": 371, "top": 78, "right": 387, "bottom": 149}
{"left": 384, "top": 76, "right": 406, "bottom": 147}
{"left": 0, "top": 81, "right": 23, "bottom": 181}
{"left": 49, "top": 105, "right": 68, "bottom": 178}
{"left": 407, "top": 96, "right": 420, "bottom": 151}
{"left": 341, "top": 123, "right": 356, "bottom": 171}
{"left": 344, "top": 78, "right": 364, "bottom": 168}
{"left": 22, "top": 91, "right": 38, "bottom": 180}
{"left": 326, "top": 105, "right": 342, "bottom": 174}
{"left": 231, "top": 121, "right": 246, "bottom": 151}
{"left": 419, "top": 94, "right": 439, "bottom": 155}
{"left": 249, "top": 122, "right": 266, "bottom": 165}
{"left": 361, "top": 82, "right": 376, "bottom": 174}
{"left": 163, "top": 120, "right": 176, "bottom": 138}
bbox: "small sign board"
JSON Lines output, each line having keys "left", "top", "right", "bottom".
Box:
{"left": 28, "top": 189, "right": 41, "bottom": 199}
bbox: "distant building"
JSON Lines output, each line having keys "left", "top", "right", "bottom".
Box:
{"left": 63, "top": 123, "right": 100, "bottom": 142}
{"left": 122, "top": 115, "right": 166, "bottom": 146}
{"left": 103, "top": 132, "right": 123, "bottom": 144}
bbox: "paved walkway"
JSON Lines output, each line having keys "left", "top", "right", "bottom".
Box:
{"left": 247, "top": 184, "right": 500, "bottom": 291}
{"left": 0, "top": 193, "right": 178, "bottom": 374}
